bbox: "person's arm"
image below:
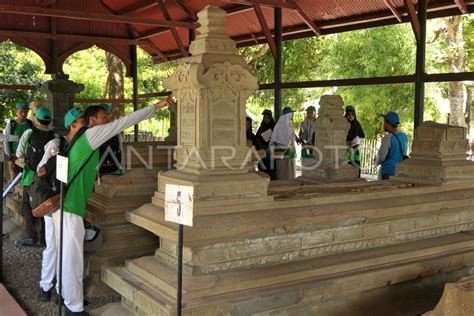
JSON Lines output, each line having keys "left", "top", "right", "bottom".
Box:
{"left": 86, "top": 97, "right": 173, "bottom": 150}
{"left": 15, "top": 129, "right": 32, "bottom": 159}
{"left": 36, "top": 138, "right": 60, "bottom": 173}
{"left": 374, "top": 134, "right": 391, "bottom": 165}
{"left": 4, "top": 122, "right": 12, "bottom": 157}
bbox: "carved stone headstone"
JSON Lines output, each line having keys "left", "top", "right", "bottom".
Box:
{"left": 160, "top": 5, "right": 272, "bottom": 210}
{"left": 394, "top": 121, "right": 474, "bottom": 183}
{"left": 39, "top": 73, "right": 84, "bottom": 134}
{"left": 303, "top": 95, "right": 359, "bottom": 180}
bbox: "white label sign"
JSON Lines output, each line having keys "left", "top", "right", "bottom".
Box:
{"left": 56, "top": 155, "right": 69, "bottom": 184}
{"left": 164, "top": 184, "right": 194, "bottom": 227}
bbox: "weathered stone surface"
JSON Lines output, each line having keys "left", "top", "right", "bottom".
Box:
{"left": 424, "top": 276, "right": 474, "bottom": 316}
{"left": 303, "top": 95, "right": 358, "bottom": 180}
{"left": 39, "top": 73, "right": 84, "bottom": 134}
{"left": 395, "top": 122, "right": 474, "bottom": 183}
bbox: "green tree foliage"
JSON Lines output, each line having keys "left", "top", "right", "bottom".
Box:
{"left": 240, "top": 23, "right": 451, "bottom": 139}
{"left": 0, "top": 41, "right": 48, "bottom": 128}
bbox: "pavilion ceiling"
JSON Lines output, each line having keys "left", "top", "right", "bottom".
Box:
{"left": 0, "top": 0, "right": 472, "bottom": 75}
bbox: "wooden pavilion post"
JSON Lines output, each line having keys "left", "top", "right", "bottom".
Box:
{"left": 414, "top": 0, "right": 427, "bottom": 130}
{"left": 274, "top": 7, "right": 282, "bottom": 120}
{"left": 131, "top": 44, "right": 139, "bottom": 142}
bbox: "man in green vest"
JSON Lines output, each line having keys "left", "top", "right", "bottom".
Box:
{"left": 15, "top": 108, "right": 55, "bottom": 247}
{"left": 49, "top": 97, "right": 173, "bottom": 315}
{"left": 4, "top": 102, "right": 33, "bottom": 178}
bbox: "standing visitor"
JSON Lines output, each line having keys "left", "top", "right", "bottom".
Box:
{"left": 256, "top": 109, "right": 275, "bottom": 177}
{"left": 344, "top": 105, "right": 365, "bottom": 171}
{"left": 375, "top": 111, "right": 409, "bottom": 180}
{"left": 270, "top": 107, "right": 296, "bottom": 180}
{"left": 298, "top": 105, "right": 316, "bottom": 167}
{"left": 42, "top": 97, "right": 173, "bottom": 315}
{"left": 15, "top": 107, "right": 55, "bottom": 246}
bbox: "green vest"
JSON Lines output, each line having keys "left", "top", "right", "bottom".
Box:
{"left": 20, "top": 131, "right": 34, "bottom": 187}
{"left": 11, "top": 121, "right": 31, "bottom": 154}
{"left": 64, "top": 133, "right": 99, "bottom": 217}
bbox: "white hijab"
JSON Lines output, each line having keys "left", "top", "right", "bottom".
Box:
{"left": 270, "top": 112, "right": 295, "bottom": 147}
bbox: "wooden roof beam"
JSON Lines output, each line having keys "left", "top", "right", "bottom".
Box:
{"left": 175, "top": 0, "right": 198, "bottom": 21}
{"left": 0, "top": 4, "right": 196, "bottom": 29}
{"left": 225, "top": 0, "right": 299, "bottom": 11}
{"left": 293, "top": 4, "right": 321, "bottom": 35}
{"left": 454, "top": 0, "right": 468, "bottom": 14}
{"left": 117, "top": 0, "right": 157, "bottom": 15}
{"left": 385, "top": 0, "right": 402, "bottom": 22}
{"left": 156, "top": 0, "right": 188, "bottom": 57}
{"left": 0, "top": 29, "right": 145, "bottom": 45}
{"left": 253, "top": 4, "right": 277, "bottom": 58}
{"left": 404, "top": 0, "right": 421, "bottom": 42}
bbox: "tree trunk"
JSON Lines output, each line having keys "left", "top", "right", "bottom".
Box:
{"left": 105, "top": 52, "right": 125, "bottom": 120}
{"left": 443, "top": 16, "right": 467, "bottom": 127}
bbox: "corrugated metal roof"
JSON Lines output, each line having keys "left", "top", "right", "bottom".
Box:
{"left": 0, "top": 0, "right": 472, "bottom": 71}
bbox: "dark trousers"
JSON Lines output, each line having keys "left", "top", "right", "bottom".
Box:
{"left": 381, "top": 174, "right": 391, "bottom": 180}
{"left": 21, "top": 188, "right": 45, "bottom": 243}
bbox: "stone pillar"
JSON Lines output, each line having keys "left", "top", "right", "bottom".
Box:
{"left": 39, "top": 73, "right": 84, "bottom": 134}
{"left": 303, "top": 95, "right": 359, "bottom": 180}
{"left": 159, "top": 5, "right": 271, "bottom": 208}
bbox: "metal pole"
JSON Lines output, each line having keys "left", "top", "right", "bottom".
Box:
{"left": 131, "top": 45, "right": 139, "bottom": 142}
{"left": 414, "top": 0, "right": 427, "bottom": 130}
{"left": 58, "top": 181, "right": 64, "bottom": 315}
{"left": 177, "top": 224, "right": 184, "bottom": 316}
{"left": 274, "top": 7, "right": 282, "bottom": 120}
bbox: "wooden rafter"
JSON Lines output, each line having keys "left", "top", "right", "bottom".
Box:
{"left": 0, "top": 29, "right": 145, "bottom": 45}
{"left": 117, "top": 0, "right": 157, "bottom": 15}
{"left": 156, "top": 0, "right": 188, "bottom": 57}
{"left": 293, "top": 4, "right": 321, "bottom": 35}
{"left": 174, "top": 0, "right": 198, "bottom": 21}
{"left": 0, "top": 4, "right": 196, "bottom": 29}
{"left": 226, "top": 0, "right": 299, "bottom": 10}
{"left": 385, "top": 0, "right": 402, "bottom": 22}
{"left": 253, "top": 4, "right": 277, "bottom": 58}
{"left": 453, "top": 0, "right": 468, "bottom": 14}
{"left": 403, "top": 0, "right": 421, "bottom": 42}
{"left": 100, "top": 0, "right": 168, "bottom": 62}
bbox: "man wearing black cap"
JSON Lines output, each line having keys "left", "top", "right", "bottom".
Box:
{"left": 375, "top": 111, "right": 409, "bottom": 180}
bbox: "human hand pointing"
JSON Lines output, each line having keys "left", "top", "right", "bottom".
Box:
{"left": 154, "top": 96, "right": 175, "bottom": 109}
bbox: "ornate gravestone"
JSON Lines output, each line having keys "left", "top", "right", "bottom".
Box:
{"left": 303, "top": 95, "right": 359, "bottom": 180}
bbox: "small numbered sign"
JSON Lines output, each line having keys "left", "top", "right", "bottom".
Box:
{"left": 164, "top": 184, "right": 194, "bottom": 227}
{"left": 56, "top": 155, "right": 69, "bottom": 184}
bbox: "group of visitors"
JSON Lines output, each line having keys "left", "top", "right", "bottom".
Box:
{"left": 3, "top": 97, "right": 173, "bottom": 315}
{"left": 245, "top": 104, "right": 409, "bottom": 181}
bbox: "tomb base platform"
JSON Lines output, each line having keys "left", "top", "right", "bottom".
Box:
{"left": 103, "top": 179, "right": 474, "bottom": 314}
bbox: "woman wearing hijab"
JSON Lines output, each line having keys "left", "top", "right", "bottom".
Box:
{"left": 298, "top": 105, "right": 316, "bottom": 167}
{"left": 256, "top": 109, "right": 276, "bottom": 178}
{"left": 246, "top": 116, "right": 259, "bottom": 148}
{"left": 344, "top": 105, "right": 365, "bottom": 172}
{"left": 270, "top": 107, "right": 296, "bottom": 180}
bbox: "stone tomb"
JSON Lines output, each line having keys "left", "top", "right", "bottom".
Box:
{"left": 101, "top": 6, "right": 474, "bottom": 316}
{"left": 302, "top": 95, "right": 359, "bottom": 180}
{"left": 394, "top": 121, "right": 474, "bottom": 183}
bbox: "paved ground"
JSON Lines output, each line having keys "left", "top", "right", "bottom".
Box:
{"left": 2, "top": 205, "right": 120, "bottom": 315}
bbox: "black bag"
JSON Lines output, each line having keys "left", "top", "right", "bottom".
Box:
{"left": 25, "top": 127, "right": 56, "bottom": 171}
{"left": 28, "top": 127, "right": 88, "bottom": 209}
{"left": 392, "top": 133, "right": 410, "bottom": 161}
{"left": 99, "top": 135, "right": 122, "bottom": 174}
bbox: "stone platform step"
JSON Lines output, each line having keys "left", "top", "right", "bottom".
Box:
{"left": 103, "top": 232, "right": 474, "bottom": 315}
